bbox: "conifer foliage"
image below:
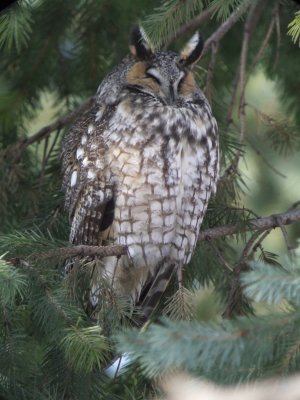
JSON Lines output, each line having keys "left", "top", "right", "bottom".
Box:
{"left": 0, "top": 0, "right": 300, "bottom": 399}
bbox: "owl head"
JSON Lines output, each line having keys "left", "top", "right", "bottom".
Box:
{"left": 126, "top": 26, "right": 204, "bottom": 105}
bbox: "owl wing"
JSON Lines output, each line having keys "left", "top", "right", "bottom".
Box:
{"left": 61, "top": 104, "right": 114, "bottom": 245}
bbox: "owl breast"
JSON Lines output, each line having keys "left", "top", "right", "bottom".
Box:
{"left": 96, "top": 92, "right": 218, "bottom": 297}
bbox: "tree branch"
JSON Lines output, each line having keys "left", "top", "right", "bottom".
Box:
{"left": 26, "top": 207, "right": 300, "bottom": 262}
{"left": 30, "top": 244, "right": 127, "bottom": 260}
{"left": 204, "top": 40, "right": 219, "bottom": 104}
{"left": 249, "top": 3, "right": 277, "bottom": 75}
{"left": 202, "top": 0, "right": 252, "bottom": 57}
{"left": 223, "top": 229, "right": 264, "bottom": 319}
{"left": 236, "top": 0, "right": 265, "bottom": 149}
{"left": 13, "top": 95, "right": 95, "bottom": 162}
{"left": 165, "top": 7, "right": 215, "bottom": 48}
{"left": 198, "top": 207, "right": 300, "bottom": 241}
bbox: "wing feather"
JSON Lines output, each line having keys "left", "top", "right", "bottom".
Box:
{"left": 61, "top": 104, "right": 115, "bottom": 246}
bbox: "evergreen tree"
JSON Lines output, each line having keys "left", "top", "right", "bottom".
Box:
{"left": 0, "top": 0, "right": 300, "bottom": 399}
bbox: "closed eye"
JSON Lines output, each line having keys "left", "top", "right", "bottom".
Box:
{"left": 145, "top": 68, "right": 162, "bottom": 85}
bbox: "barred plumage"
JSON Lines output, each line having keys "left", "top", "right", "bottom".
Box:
{"left": 61, "top": 26, "right": 219, "bottom": 320}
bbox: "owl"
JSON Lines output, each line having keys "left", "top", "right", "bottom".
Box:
{"left": 61, "top": 26, "right": 219, "bottom": 321}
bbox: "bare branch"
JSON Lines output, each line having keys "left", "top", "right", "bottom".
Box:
{"left": 13, "top": 95, "right": 95, "bottom": 162}
{"left": 166, "top": 7, "right": 215, "bottom": 48}
{"left": 204, "top": 41, "right": 219, "bottom": 104}
{"left": 238, "top": 0, "right": 264, "bottom": 145}
{"left": 25, "top": 96, "right": 95, "bottom": 146}
{"left": 23, "top": 206, "right": 300, "bottom": 262}
{"left": 237, "top": 229, "right": 264, "bottom": 267}
{"left": 202, "top": 0, "right": 253, "bottom": 57}
{"left": 275, "top": 2, "right": 281, "bottom": 66}
{"left": 223, "top": 229, "right": 266, "bottom": 318}
{"left": 208, "top": 240, "right": 233, "bottom": 272}
{"left": 247, "top": 139, "right": 287, "bottom": 178}
{"left": 30, "top": 244, "right": 127, "bottom": 260}
{"left": 274, "top": 215, "right": 295, "bottom": 261}
{"left": 249, "top": 4, "right": 277, "bottom": 73}
{"left": 226, "top": 68, "right": 240, "bottom": 125}
{"left": 199, "top": 207, "right": 300, "bottom": 241}
{"left": 252, "top": 229, "right": 272, "bottom": 254}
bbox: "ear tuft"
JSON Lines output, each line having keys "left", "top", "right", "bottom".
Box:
{"left": 129, "top": 25, "right": 153, "bottom": 60}
{"left": 180, "top": 32, "right": 204, "bottom": 66}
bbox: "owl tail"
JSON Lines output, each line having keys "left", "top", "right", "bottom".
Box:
{"left": 139, "top": 259, "right": 176, "bottom": 321}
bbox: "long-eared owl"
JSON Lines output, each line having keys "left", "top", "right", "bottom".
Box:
{"left": 61, "top": 27, "right": 219, "bottom": 320}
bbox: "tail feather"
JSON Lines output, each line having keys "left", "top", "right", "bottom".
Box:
{"left": 139, "top": 259, "right": 176, "bottom": 321}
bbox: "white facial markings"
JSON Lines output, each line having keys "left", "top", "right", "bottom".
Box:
{"left": 174, "top": 71, "right": 185, "bottom": 94}
{"left": 81, "top": 135, "right": 87, "bottom": 145}
{"left": 146, "top": 68, "right": 163, "bottom": 83}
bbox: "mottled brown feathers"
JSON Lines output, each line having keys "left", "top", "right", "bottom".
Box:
{"left": 61, "top": 26, "right": 219, "bottom": 322}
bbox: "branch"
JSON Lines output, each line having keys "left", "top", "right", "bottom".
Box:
{"left": 247, "top": 139, "right": 286, "bottom": 178}
{"left": 223, "top": 229, "right": 264, "bottom": 319}
{"left": 13, "top": 95, "right": 95, "bottom": 162}
{"left": 204, "top": 40, "right": 219, "bottom": 104}
{"left": 198, "top": 207, "right": 300, "bottom": 241}
{"left": 165, "top": 7, "right": 215, "bottom": 47}
{"left": 274, "top": 215, "right": 295, "bottom": 261}
{"left": 168, "top": 0, "right": 253, "bottom": 54}
{"left": 202, "top": 0, "right": 252, "bottom": 57}
{"left": 249, "top": 3, "right": 277, "bottom": 74}
{"left": 208, "top": 240, "right": 233, "bottom": 272}
{"left": 30, "top": 244, "right": 127, "bottom": 260}
{"left": 25, "top": 207, "right": 300, "bottom": 262}
{"left": 238, "top": 0, "right": 265, "bottom": 145}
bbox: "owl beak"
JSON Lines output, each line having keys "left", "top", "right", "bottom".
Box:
{"left": 166, "top": 85, "right": 176, "bottom": 105}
